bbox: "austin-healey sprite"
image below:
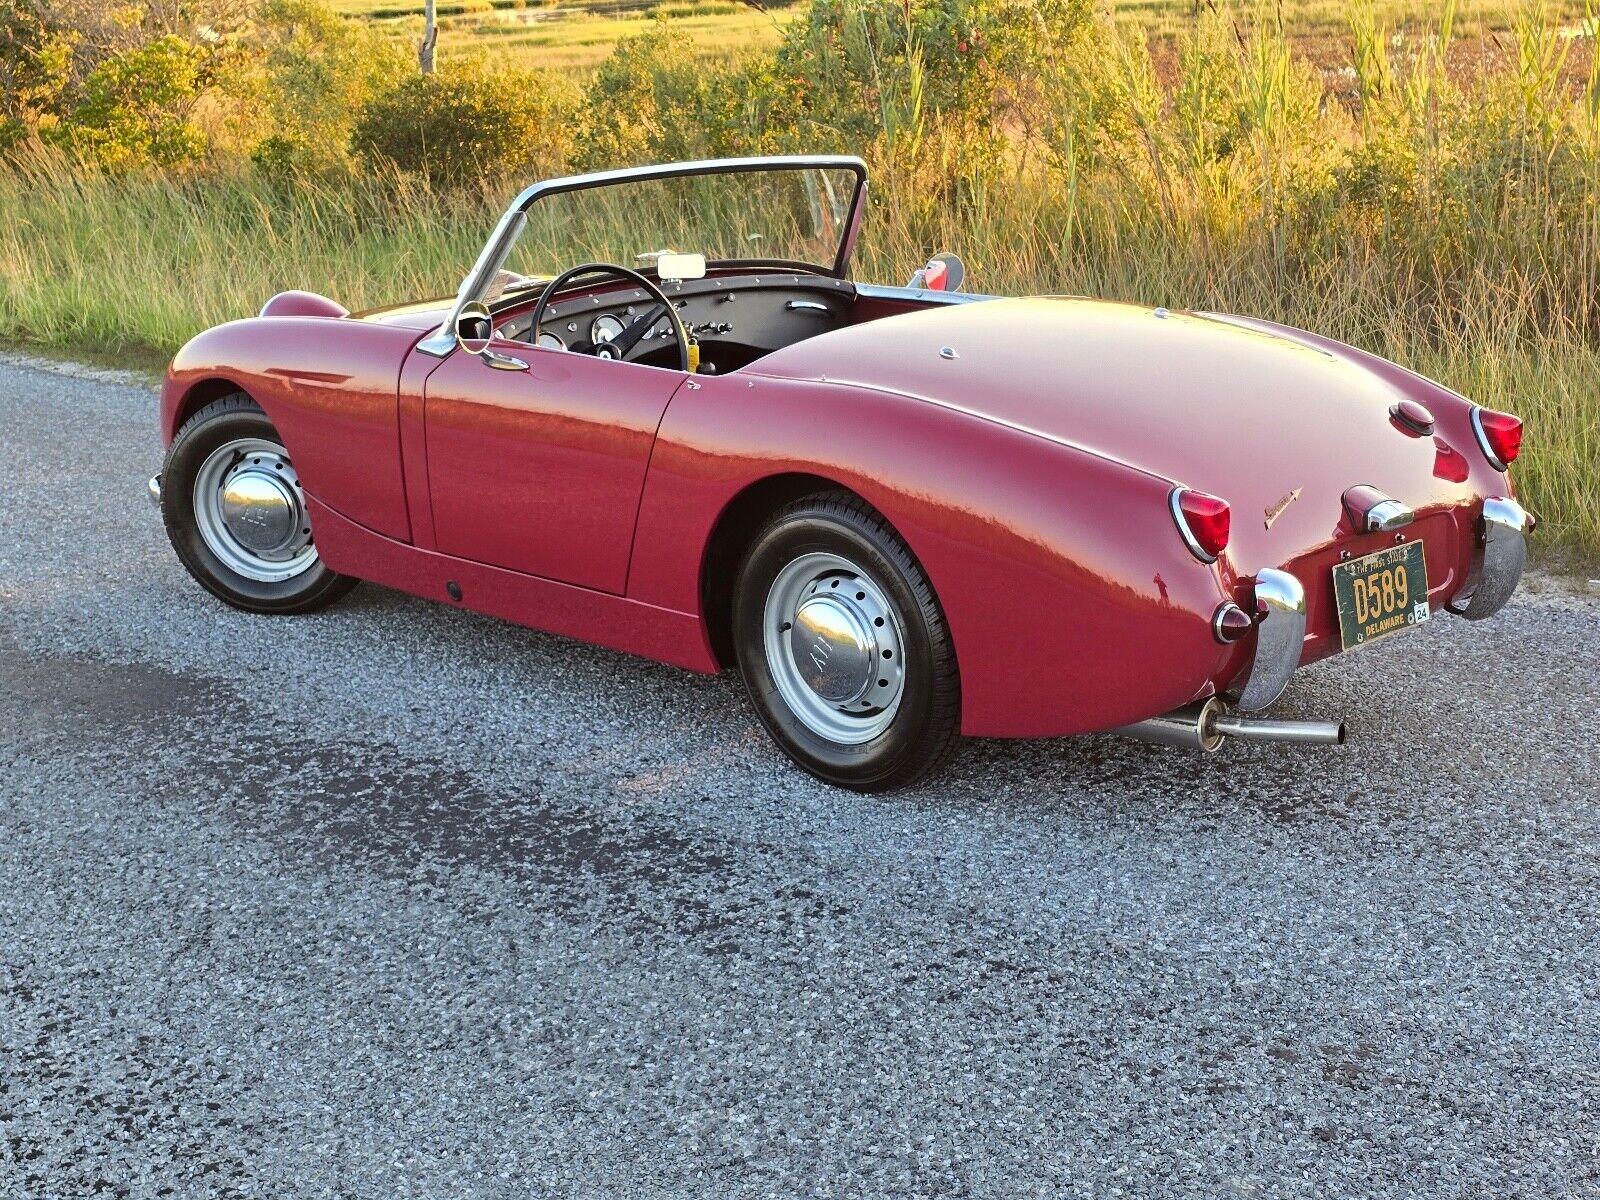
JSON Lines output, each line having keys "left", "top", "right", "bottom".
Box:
{"left": 152, "top": 155, "right": 1530, "bottom": 789}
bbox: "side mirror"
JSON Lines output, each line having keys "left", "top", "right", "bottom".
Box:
{"left": 455, "top": 301, "right": 495, "bottom": 356}
{"left": 907, "top": 251, "right": 966, "bottom": 293}
{"left": 454, "top": 301, "right": 527, "bottom": 372}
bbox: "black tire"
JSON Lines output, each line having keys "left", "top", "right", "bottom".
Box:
{"left": 732, "top": 491, "right": 961, "bottom": 791}
{"left": 160, "top": 393, "right": 357, "bottom": 614}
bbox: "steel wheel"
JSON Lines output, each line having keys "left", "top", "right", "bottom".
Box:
{"left": 762, "top": 551, "right": 908, "bottom": 744}
{"left": 160, "top": 392, "right": 356, "bottom": 614}
{"left": 190, "top": 437, "right": 317, "bottom": 583}
{"left": 733, "top": 491, "right": 961, "bottom": 791}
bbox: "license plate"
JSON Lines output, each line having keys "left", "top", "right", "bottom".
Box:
{"left": 1331, "top": 540, "right": 1430, "bottom": 652}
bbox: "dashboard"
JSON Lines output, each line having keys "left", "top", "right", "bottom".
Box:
{"left": 493, "top": 271, "right": 857, "bottom": 374}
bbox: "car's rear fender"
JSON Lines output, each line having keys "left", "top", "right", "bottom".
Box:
{"left": 164, "top": 317, "right": 417, "bottom": 543}
{"left": 630, "top": 373, "right": 1232, "bottom": 738}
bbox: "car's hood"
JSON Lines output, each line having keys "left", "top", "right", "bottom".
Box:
{"left": 751, "top": 297, "right": 1489, "bottom": 571}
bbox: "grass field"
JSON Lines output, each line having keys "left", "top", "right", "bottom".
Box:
{"left": 3, "top": 1, "right": 1597, "bottom": 560}
{"left": 331, "top": 0, "right": 1595, "bottom": 73}
{"left": 331, "top": 0, "right": 797, "bottom": 71}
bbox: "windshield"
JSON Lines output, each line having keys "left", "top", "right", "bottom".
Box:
{"left": 501, "top": 163, "right": 864, "bottom": 282}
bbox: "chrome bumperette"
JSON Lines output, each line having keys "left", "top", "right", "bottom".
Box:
{"left": 147, "top": 474, "right": 162, "bottom": 509}
{"left": 1235, "top": 568, "right": 1306, "bottom": 712}
{"left": 1448, "top": 495, "right": 1529, "bottom": 621}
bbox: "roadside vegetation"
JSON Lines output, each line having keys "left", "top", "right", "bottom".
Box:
{"left": 0, "top": 0, "right": 1596, "bottom": 559}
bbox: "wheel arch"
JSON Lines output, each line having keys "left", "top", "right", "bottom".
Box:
{"left": 165, "top": 376, "right": 254, "bottom": 445}
{"left": 698, "top": 471, "right": 874, "bottom": 670}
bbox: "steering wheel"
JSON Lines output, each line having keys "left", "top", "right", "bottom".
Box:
{"left": 527, "top": 263, "right": 692, "bottom": 372}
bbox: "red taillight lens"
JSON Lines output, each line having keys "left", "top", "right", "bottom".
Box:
{"left": 1171, "top": 488, "right": 1231, "bottom": 563}
{"left": 1472, "top": 407, "right": 1522, "bottom": 470}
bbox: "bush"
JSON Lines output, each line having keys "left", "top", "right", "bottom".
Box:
{"left": 245, "top": 0, "right": 411, "bottom": 175}
{"left": 50, "top": 37, "right": 212, "bottom": 168}
{"left": 576, "top": 18, "right": 775, "bottom": 170}
{"left": 0, "top": 0, "right": 77, "bottom": 128}
{"left": 771, "top": 0, "right": 1093, "bottom": 146}
{"left": 352, "top": 59, "right": 572, "bottom": 186}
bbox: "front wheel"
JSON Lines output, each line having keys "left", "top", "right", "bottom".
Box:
{"left": 732, "top": 492, "right": 961, "bottom": 791}
{"left": 160, "top": 393, "right": 357, "bottom": 613}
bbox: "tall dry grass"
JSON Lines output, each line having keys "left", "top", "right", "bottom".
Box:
{"left": 0, "top": 2, "right": 1596, "bottom": 557}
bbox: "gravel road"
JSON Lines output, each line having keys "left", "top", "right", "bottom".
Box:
{"left": 0, "top": 353, "right": 1596, "bottom": 1199}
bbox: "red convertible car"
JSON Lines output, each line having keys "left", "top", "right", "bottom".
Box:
{"left": 153, "top": 155, "right": 1530, "bottom": 789}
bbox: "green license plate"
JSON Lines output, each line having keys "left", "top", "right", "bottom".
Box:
{"left": 1331, "top": 540, "right": 1430, "bottom": 652}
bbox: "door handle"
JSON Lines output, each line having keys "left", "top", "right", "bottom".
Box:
{"left": 479, "top": 348, "right": 529, "bottom": 372}
{"left": 785, "top": 300, "right": 831, "bottom": 314}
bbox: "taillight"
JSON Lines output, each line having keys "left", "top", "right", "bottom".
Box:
{"left": 1170, "top": 487, "right": 1231, "bottom": 563}
{"left": 1471, "top": 407, "right": 1522, "bottom": 470}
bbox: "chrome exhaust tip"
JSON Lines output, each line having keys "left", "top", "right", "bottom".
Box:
{"left": 1214, "top": 712, "right": 1346, "bottom": 746}
{"left": 1114, "top": 699, "right": 1345, "bottom": 751}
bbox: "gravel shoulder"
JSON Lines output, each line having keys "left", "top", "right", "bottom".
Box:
{"left": 1, "top": 355, "right": 1596, "bottom": 1198}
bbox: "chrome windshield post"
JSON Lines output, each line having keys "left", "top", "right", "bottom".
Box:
{"left": 418, "top": 206, "right": 529, "bottom": 358}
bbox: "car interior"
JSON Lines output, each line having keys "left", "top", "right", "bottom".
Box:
{"left": 489, "top": 265, "right": 953, "bottom": 377}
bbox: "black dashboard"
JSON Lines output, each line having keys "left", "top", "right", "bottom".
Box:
{"left": 493, "top": 272, "right": 856, "bottom": 374}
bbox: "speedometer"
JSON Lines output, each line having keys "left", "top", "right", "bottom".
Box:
{"left": 537, "top": 332, "right": 565, "bottom": 351}
{"left": 591, "top": 315, "right": 625, "bottom": 345}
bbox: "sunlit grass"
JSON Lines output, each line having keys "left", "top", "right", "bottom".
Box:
{"left": 3, "top": 0, "right": 1598, "bottom": 560}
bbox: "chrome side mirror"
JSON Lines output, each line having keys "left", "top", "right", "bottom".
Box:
{"left": 455, "top": 301, "right": 527, "bottom": 372}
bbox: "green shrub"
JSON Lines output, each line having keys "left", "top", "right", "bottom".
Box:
{"left": 351, "top": 59, "right": 571, "bottom": 186}
{"left": 50, "top": 37, "right": 211, "bottom": 168}
{"left": 0, "top": 0, "right": 78, "bottom": 128}
{"left": 576, "top": 18, "right": 775, "bottom": 170}
{"left": 245, "top": 0, "right": 411, "bottom": 175}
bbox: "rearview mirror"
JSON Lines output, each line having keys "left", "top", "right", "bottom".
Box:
{"left": 656, "top": 252, "right": 706, "bottom": 282}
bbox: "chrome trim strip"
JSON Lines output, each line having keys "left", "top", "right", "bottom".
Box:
{"left": 1236, "top": 568, "right": 1306, "bottom": 711}
{"left": 1448, "top": 495, "right": 1529, "bottom": 620}
{"left": 421, "top": 156, "right": 868, "bottom": 358}
{"left": 1169, "top": 487, "right": 1218, "bottom": 564}
{"left": 852, "top": 283, "right": 998, "bottom": 306}
{"left": 1470, "top": 406, "right": 1509, "bottom": 471}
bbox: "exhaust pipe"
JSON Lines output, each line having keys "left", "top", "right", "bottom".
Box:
{"left": 1214, "top": 712, "right": 1345, "bottom": 746}
{"left": 1114, "top": 698, "right": 1345, "bottom": 752}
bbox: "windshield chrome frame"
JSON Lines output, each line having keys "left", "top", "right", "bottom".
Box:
{"left": 418, "top": 154, "right": 869, "bottom": 358}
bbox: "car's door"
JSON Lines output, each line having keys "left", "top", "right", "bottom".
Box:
{"left": 421, "top": 340, "right": 686, "bottom": 594}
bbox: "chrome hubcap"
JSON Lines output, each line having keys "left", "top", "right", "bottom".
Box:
{"left": 192, "top": 438, "right": 317, "bottom": 583}
{"left": 763, "top": 552, "right": 906, "bottom": 744}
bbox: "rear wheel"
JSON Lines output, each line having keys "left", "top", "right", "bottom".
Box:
{"left": 160, "top": 393, "right": 356, "bottom": 613}
{"left": 732, "top": 492, "right": 960, "bottom": 791}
